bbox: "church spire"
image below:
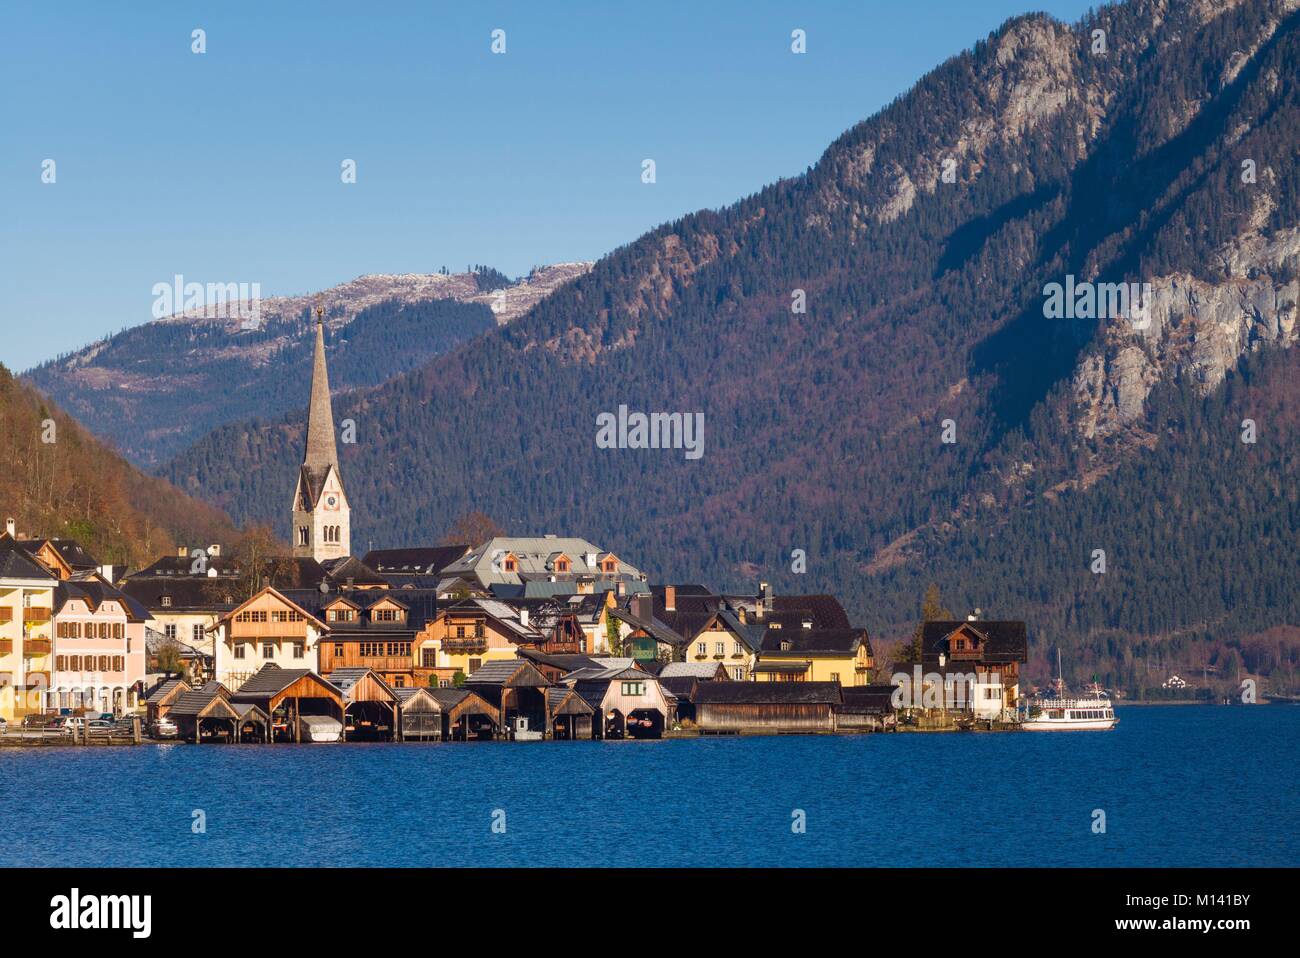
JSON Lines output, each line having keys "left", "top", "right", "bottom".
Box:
{"left": 304, "top": 306, "right": 339, "bottom": 475}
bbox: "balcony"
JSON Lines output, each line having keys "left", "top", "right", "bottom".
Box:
{"left": 23, "top": 607, "right": 51, "bottom": 623}
{"left": 23, "top": 639, "right": 51, "bottom": 656}
{"left": 442, "top": 638, "right": 488, "bottom": 654}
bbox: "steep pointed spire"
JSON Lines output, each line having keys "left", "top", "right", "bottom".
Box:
{"left": 304, "top": 307, "right": 339, "bottom": 476}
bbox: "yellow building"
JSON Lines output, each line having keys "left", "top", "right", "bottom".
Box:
{"left": 0, "top": 542, "right": 58, "bottom": 721}
{"left": 413, "top": 599, "right": 543, "bottom": 686}
{"left": 752, "top": 626, "right": 874, "bottom": 685}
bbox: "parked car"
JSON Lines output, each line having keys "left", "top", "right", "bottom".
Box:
{"left": 87, "top": 719, "right": 114, "bottom": 735}
{"left": 152, "top": 718, "right": 178, "bottom": 739}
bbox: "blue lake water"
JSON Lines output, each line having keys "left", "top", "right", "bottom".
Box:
{"left": 1, "top": 705, "right": 1295, "bottom": 867}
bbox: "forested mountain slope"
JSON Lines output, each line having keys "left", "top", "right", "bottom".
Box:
{"left": 163, "top": 0, "right": 1300, "bottom": 689}
{"left": 0, "top": 365, "right": 239, "bottom": 567}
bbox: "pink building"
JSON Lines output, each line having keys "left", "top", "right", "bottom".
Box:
{"left": 50, "top": 577, "right": 151, "bottom": 714}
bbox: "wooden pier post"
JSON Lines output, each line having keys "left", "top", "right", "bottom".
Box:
{"left": 132, "top": 716, "right": 141, "bottom": 745}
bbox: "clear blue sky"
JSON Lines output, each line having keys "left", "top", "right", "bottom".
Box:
{"left": 1, "top": 0, "right": 1095, "bottom": 372}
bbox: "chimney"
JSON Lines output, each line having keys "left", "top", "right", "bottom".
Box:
{"left": 207, "top": 544, "right": 221, "bottom": 558}
{"left": 802, "top": 617, "right": 813, "bottom": 630}
{"left": 346, "top": 577, "right": 354, "bottom": 590}
{"left": 99, "top": 564, "right": 115, "bottom": 584}
{"left": 519, "top": 608, "right": 529, "bottom": 628}
{"left": 616, "top": 581, "right": 626, "bottom": 597}
{"left": 664, "top": 585, "right": 676, "bottom": 612}
{"left": 968, "top": 608, "right": 982, "bottom": 622}
{"left": 633, "top": 593, "right": 651, "bottom": 621}
{"left": 4, "top": 518, "right": 14, "bottom": 538}
{"left": 762, "top": 582, "right": 774, "bottom": 612}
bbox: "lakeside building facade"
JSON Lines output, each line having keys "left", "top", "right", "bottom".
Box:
{"left": 0, "top": 541, "right": 57, "bottom": 721}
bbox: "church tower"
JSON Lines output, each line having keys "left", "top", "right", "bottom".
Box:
{"left": 291, "top": 308, "right": 351, "bottom": 561}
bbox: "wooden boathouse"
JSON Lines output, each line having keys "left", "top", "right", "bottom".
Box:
{"left": 394, "top": 686, "right": 443, "bottom": 740}
{"left": 144, "top": 678, "right": 191, "bottom": 727}
{"left": 464, "top": 660, "right": 551, "bottom": 740}
{"left": 426, "top": 687, "right": 499, "bottom": 740}
{"left": 691, "top": 681, "right": 843, "bottom": 733}
{"left": 229, "top": 665, "right": 345, "bottom": 743}
{"left": 327, "top": 667, "right": 400, "bottom": 741}
{"left": 545, "top": 687, "right": 594, "bottom": 739}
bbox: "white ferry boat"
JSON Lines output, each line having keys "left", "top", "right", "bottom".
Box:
{"left": 1021, "top": 651, "right": 1118, "bottom": 731}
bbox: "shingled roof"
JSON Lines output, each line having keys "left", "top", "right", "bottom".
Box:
{"left": 921, "top": 621, "right": 1028, "bottom": 664}
{"left": 0, "top": 542, "right": 56, "bottom": 581}
{"left": 760, "top": 627, "right": 869, "bottom": 656}
{"left": 692, "top": 681, "right": 843, "bottom": 706}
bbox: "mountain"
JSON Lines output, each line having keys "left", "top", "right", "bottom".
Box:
{"left": 158, "top": 0, "right": 1300, "bottom": 689}
{"left": 0, "top": 364, "right": 240, "bottom": 567}
{"left": 25, "top": 263, "right": 592, "bottom": 468}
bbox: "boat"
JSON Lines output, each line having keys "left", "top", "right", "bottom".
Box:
{"left": 1021, "top": 650, "right": 1118, "bottom": 731}
{"left": 299, "top": 716, "right": 342, "bottom": 743}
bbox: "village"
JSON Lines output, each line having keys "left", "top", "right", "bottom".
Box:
{"left": 0, "top": 315, "right": 1029, "bottom": 745}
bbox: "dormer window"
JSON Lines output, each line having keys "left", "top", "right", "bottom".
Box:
{"left": 161, "top": 596, "right": 172, "bottom": 608}
{"left": 780, "top": 640, "right": 792, "bottom": 652}
{"left": 503, "top": 556, "right": 517, "bottom": 572}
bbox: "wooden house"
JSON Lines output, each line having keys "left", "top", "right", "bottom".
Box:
{"left": 326, "top": 666, "right": 400, "bottom": 741}
{"left": 295, "top": 587, "right": 440, "bottom": 689}
{"left": 919, "top": 619, "right": 1028, "bottom": 720}
{"left": 228, "top": 665, "right": 345, "bottom": 743}
{"left": 210, "top": 587, "right": 329, "bottom": 691}
{"left": 692, "top": 681, "right": 843, "bottom": 733}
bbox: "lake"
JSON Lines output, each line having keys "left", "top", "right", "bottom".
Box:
{"left": 1, "top": 705, "right": 1295, "bottom": 867}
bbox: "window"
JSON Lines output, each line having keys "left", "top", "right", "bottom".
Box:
{"left": 160, "top": 596, "right": 172, "bottom": 608}
{"left": 474, "top": 622, "right": 485, "bottom": 639}
{"left": 455, "top": 625, "right": 466, "bottom": 638}
{"left": 192, "top": 624, "right": 204, "bottom": 643}
{"left": 696, "top": 642, "right": 706, "bottom": 656}
{"left": 731, "top": 667, "right": 745, "bottom": 680}
{"left": 233, "top": 644, "right": 246, "bottom": 660}
{"left": 262, "top": 642, "right": 275, "bottom": 659}
{"left": 393, "top": 676, "right": 405, "bottom": 688}
{"left": 621, "top": 681, "right": 645, "bottom": 697}
{"left": 780, "top": 640, "right": 792, "bottom": 652}
{"left": 293, "top": 641, "right": 305, "bottom": 659}
{"left": 468, "top": 658, "right": 482, "bottom": 674}
{"left": 829, "top": 672, "right": 840, "bottom": 683}
{"left": 164, "top": 624, "right": 177, "bottom": 641}
{"left": 298, "top": 527, "right": 309, "bottom": 547}
{"left": 503, "top": 557, "right": 517, "bottom": 572}
{"left": 334, "top": 643, "right": 344, "bottom": 657}
{"left": 715, "top": 641, "right": 725, "bottom": 656}
{"left": 421, "top": 649, "right": 437, "bottom": 667}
